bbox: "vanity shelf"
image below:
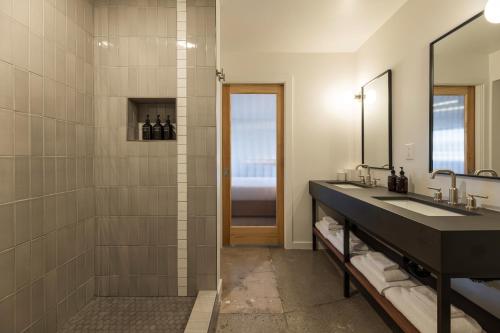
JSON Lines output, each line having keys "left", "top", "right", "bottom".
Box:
{"left": 313, "top": 226, "right": 419, "bottom": 332}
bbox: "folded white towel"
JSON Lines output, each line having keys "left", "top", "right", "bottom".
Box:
{"left": 328, "top": 223, "right": 342, "bottom": 231}
{"left": 351, "top": 255, "right": 417, "bottom": 295}
{"left": 334, "top": 229, "right": 363, "bottom": 244}
{"left": 314, "top": 222, "right": 369, "bottom": 255}
{"left": 410, "top": 286, "right": 464, "bottom": 319}
{"left": 366, "top": 251, "right": 399, "bottom": 271}
{"left": 320, "top": 216, "right": 343, "bottom": 231}
{"left": 363, "top": 251, "right": 409, "bottom": 282}
{"left": 382, "top": 269, "right": 409, "bottom": 283}
{"left": 330, "top": 230, "right": 368, "bottom": 253}
{"left": 315, "top": 221, "right": 330, "bottom": 235}
{"left": 385, "top": 287, "right": 482, "bottom": 333}
{"left": 322, "top": 216, "right": 337, "bottom": 224}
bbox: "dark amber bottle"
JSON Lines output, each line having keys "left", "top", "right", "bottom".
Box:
{"left": 388, "top": 167, "right": 397, "bottom": 192}
{"left": 142, "top": 115, "right": 153, "bottom": 140}
{"left": 152, "top": 115, "right": 164, "bottom": 140}
{"left": 396, "top": 167, "right": 408, "bottom": 194}
{"left": 165, "top": 115, "right": 174, "bottom": 140}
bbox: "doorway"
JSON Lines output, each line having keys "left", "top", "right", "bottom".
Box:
{"left": 222, "top": 84, "right": 284, "bottom": 246}
{"left": 433, "top": 86, "right": 475, "bottom": 174}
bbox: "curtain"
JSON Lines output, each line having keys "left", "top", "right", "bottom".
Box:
{"left": 432, "top": 95, "right": 465, "bottom": 174}
{"left": 231, "top": 94, "right": 277, "bottom": 178}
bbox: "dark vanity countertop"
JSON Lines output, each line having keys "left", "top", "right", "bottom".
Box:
{"left": 310, "top": 180, "right": 500, "bottom": 232}
{"left": 310, "top": 180, "right": 500, "bottom": 275}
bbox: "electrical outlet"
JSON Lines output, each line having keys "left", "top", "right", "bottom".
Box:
{"left": 405, "top": 143, "right": 415, "bottom": 160}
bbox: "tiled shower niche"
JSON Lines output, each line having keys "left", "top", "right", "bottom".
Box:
{"left": 127, "top": 98, "right": 177, "bottom": 141}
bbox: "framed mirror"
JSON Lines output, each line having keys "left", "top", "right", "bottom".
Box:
{"left": 430, "top": 12, "right": 500, "bottom": 178}
{"left": 362, "top": 70, "right": 393, "bottom": 169}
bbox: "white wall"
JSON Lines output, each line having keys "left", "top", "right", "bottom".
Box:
{"left": 355, "top": 0, "right": 500, "bottom": 208}
{"left": 356, "top": 1, "right": 500, "bottom": 316}
{"left": 490, "top": 50, "right": 500, "bottom": 170}
{"left": 221, "top": 52, "right": 358, "bottom": 248}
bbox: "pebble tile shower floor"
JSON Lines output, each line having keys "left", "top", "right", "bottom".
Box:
{"left": 59, "top": 297, "right": 196, "bottom": 333}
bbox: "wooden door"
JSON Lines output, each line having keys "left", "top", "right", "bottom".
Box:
{"left": 222, "top": 84, "right": 284, "bottom": 246}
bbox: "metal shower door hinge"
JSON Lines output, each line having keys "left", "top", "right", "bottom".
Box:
{"left": 216, "top": 68, "right": 225, "bottom": 82}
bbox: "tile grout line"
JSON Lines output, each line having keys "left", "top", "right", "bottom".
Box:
{"left": 177, "top": 0, "right": 188, "bottom": 297}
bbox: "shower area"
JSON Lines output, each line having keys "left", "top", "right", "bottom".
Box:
{"left": 0, "top": 0, "right": 217, "bottom": 332}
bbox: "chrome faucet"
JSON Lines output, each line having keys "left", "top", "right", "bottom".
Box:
{"left": 430, "top": 169, "right": 458, "bottom": 205}
{"left": 474, "top": 169, "right": 498, "bottom": 177}
{"left": 356, "top": 164, "right": 372, "bottom": 185}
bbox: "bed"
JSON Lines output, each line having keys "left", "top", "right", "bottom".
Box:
{"left": 231, "top": 177, "right": 276, "bottom": 217}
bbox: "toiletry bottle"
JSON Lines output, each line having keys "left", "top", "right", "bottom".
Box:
{"left": 142, "top": 115, "right": 153, "bottom": 140}
{"left": 387, "top": 167, "right": 397, "bottom": 192}
{"left": 166, "top": 115, "right": 173, "bottom": 140}
{"left": 396, "top": 167, "right": 408, "bottom": 194}
{"left": 152, "top": 115, "right": 164, "bottom": 140}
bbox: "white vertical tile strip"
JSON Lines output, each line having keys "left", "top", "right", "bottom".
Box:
{"left": 177, "top": 0, "right": 188, "bottom": 297}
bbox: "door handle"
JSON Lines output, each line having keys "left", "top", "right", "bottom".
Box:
{"left": 223, "top": 169, "right": 230, "bottom": 177}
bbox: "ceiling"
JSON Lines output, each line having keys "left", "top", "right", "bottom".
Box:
{"left": 434, "top": 14, "right": 500, "bottom": 57}
{"left": 220, "top": 0, "right": 408, "bottom": 54}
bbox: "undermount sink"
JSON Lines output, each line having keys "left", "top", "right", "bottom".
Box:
{"left": 334, "top": 184, "right": 365, "bottom": 189}
{"left": 326, "top": 181, "right": 366, "bottom": 189}
{"left": 374, "top": 197, "right": 469, "bottom": 217}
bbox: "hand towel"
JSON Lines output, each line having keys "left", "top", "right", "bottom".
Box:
{"left": 351, "top": 255, "right": 417, "bottom": 295}
{"left": 328, "top": 223, "right": 343, "bottom": 231}
{"left": 331, "top": 231, "right": 368, "bottom": 253}
{"left": 322, "top": 216, "right": 337, "bottom": 224}
{"left": 315, "top": 222, "right": 369, "bottom": 255}
{"left": 334, "top": 229, "right": 363, "bottom": 244}
{"left": 381, "top": 268, "right": 409, "bottom": 283}
{"left": 410, "top": 286, "right": 464, "bottom": 319}
{"left": 385, "top": 287, "right": 483, "bottom": 333}
{"left": 366, "top": 251, "right": 399, "bottom": 271}
{"left": 321, "top": 216, "right": 343, "bottom": 231}
{"left": 364, "top": 251, "right": 409, "bottom": 282}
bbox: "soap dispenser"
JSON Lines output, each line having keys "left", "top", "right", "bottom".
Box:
{"left": 142, "top": 114, "right": 153, "bottom": 140}
{"left": 152, "top": 115, "right": 164, "bottom": 140}
{"left": 387, "top": 167, "right": 397, "bottom": 192}
{"left": 165, "top": 115, "right": 173, "bottom": 140}
{"left": 396, "top": 167, "right": 408, "bottom": 194}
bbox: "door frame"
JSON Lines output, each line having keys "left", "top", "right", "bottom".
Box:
{"left": 433, "top": 86, "right": 475, "bottom": 174}
{"left": 222, "top": 84, "right": 285, "bottom": 246}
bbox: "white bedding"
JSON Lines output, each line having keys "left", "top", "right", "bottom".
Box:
{"left": 231, "top": 177, "right": 276, "bottom": 201}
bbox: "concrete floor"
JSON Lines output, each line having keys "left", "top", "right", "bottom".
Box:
{"left": 216, "top": 247, "right": 391, "bottom": 333}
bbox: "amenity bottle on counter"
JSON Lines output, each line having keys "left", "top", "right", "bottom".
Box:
{"left": 142, "top": 115, "right": 153, "bottom": 140}
{"left": 396, "top": 167, "right": 408, "bottom": 194}
{"left": 152, "top": 115, "right": 164, "bottom": 140}
{"left": 387, "top": 167, "right": 397, "bottom": 192}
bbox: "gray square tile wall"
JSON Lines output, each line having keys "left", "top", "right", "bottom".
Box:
{"left": 186, "top": 0, "right": 217, "bottom": 296}
{"left": 0, "top": 0, "right": 216, "bottom": 330}
{"left": 93, "top": 0, "right": 179, "bottom": 298}
{"left": 0, "top": 0, "right": 96, "bottom": 332}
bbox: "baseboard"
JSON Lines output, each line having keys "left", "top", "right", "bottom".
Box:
{"left": 291, "top": 241, "right": 313, "bottom": 250}
{"left": 217, "top": 279, "right": 223, "bottom": 295}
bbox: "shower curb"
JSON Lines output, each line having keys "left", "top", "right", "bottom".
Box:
{"left": 184, "top": 291, "right": 219, "bottom": 333}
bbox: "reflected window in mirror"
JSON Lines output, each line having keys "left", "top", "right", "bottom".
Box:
{"left": 362, "top": 70, "right": 392, "bottom": 169}
{"left": 430, "top": 12, "right": 500, "bottom": 178}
